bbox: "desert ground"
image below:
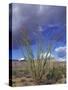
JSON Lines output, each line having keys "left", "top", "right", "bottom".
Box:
{"left": 11, "top": 60, "right": 66, "bottom": 87}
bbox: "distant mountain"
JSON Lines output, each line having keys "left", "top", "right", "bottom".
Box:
{"left": 10, "top": 58, "right": 25, "bottom": 61}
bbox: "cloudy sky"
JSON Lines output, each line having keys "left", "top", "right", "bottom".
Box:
{"left": 9, "top": 3, "right": 66, "bottom": 61}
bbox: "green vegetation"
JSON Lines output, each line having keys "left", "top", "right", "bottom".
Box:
{"left": 46, "top": 66, "right": 63, "bottom": 83}
{"left": 19, "top": 29, "right": 52, "bottom": 84}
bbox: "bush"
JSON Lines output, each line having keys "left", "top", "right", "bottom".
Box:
{"left": 46, "top": 67, "right": 63, "bottom": 83}
{"left": 60, "top": 65, "right": 66, "bottom": 78}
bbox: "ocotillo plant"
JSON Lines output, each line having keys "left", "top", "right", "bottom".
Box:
{"left": 19, "top": 27, "right": 52, "bottom": 84}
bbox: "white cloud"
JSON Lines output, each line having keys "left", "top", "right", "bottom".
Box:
{"left": 54, "top": 46, "right": 66, "bottom": 61}
{"left": 19, "top": 57, "right": 25, "bottom": 61}
{"left": 55, "top": 46, "right": 66, "bottom": 52}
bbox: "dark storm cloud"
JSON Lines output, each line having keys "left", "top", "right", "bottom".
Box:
{"left": 9, "top": 3, "right": 66, "bottom": 49}
{"left": 11, "top": 3, "right": 66, "bottom": 32}
{"left": 42, "top": 24, "right": 66, "bottom": 42}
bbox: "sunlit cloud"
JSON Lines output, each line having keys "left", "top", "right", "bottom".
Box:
{"left": 55, "top": 46, "right": 66, "bottom": 59}
{"left": 55, "top": 46, "right": 66, "bottom": 52}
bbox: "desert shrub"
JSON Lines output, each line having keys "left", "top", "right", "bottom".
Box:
{"left": 26, "top": 46, "right": 51, "bottom": 84}
{"left": 60, "top": 65, "right": 66, "bottom": 78}
{"left": 46, "top": 66, "right": 63, "bottom": 83}
{"left": 12, "top": 70, "right": 23, "bottom": 78}
{"left": 20, "top": 28, "right": 52, "bottom": 84}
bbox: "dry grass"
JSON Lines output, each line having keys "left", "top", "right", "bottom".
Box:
{"left": 12, "top": 60, "right": 66, "bottom": 86}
